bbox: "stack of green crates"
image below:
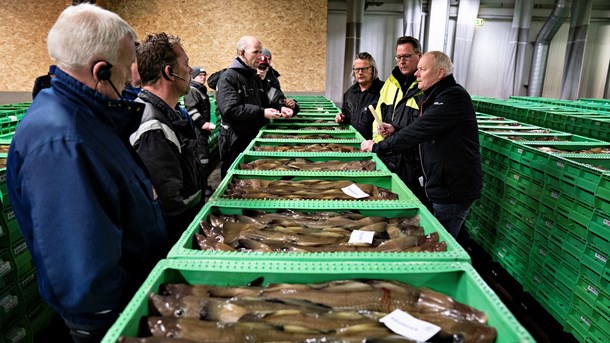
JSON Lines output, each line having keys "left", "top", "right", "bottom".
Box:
{"left": 467, "top": 104, "right": 610, "bottom": 342}
{"left": 0, "top": 104, "right": 54, "bottom": 343}
{"left": 472, "top": 95, "right": 610, "bottom": 144}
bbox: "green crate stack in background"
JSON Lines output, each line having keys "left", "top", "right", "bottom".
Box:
{"left": 0, "top": 103, "right": 54, "bottom": 342}
{"left": 469, "top": 98, "right": 610, "bottom": 342}
{"left": 472, "top": 95, "right": 610, "bottom": 144}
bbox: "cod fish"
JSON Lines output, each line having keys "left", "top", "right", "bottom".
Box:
{"left": 239, "top": 158, "right": 376, "bottom": 171}
{"left": 118, "top": 337, "right": 199, "bottom": 343}
{"left": 253, "top": 143, "right": 360, "bottom": 152}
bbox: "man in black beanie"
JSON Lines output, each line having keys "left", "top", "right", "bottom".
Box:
{"left": 184, "top": 66, "right": 214, "bottom": 196}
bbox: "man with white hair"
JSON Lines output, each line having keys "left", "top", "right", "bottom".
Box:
{"left": 7, "top": 4, "right": 168, "bottom": 342}
{"left": 215, "top": 36, "right": 294, "bottom": 177}
{"left": 361, "top": 51, "right": 482, "bottom": 238}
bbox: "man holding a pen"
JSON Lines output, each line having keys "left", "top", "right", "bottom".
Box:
{"left": 215, "top": 35, "right": 294, "bottom": 177}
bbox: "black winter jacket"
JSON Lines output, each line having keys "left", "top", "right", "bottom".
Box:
{"left": 215, "top": 58, "right": 278, "bottom": 154}
{"left": 131, "top": 90, "right": 204, "bottom": 219}
{"left": 373, "top": 74, "right": 482, "bottom": 203}
{"left": 341, "top": 79, "right": 384, "bottom": 140}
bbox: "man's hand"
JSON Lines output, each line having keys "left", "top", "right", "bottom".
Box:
{"left": 264, "top": 108, "right": 282, "bottom": 120}
{"left": 280, "top": 106, "right": 294, "bottom": 118}
{"left": 378, "top": 123, "right": 395, "bottom": 137}
{"left": 335, "top": 113, "right": 345, "bottom": 123}
{"left": 361, "top": 140, "right": 375, "bottom": 152}
{"left": 284, "top": 98, "right": 296, "bottom": 108}
{"left": 202, "top": 122, "right": 215, "bottom": 131}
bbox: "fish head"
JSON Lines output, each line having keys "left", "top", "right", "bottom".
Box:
{"left": 149, "top": 294, "right": 207, "bottom": 319}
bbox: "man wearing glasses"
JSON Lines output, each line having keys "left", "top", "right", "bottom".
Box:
{"left": 335, "top": 52, "right": 384, "bottom": 140}
{"left": 372, "top": 36, "right": 431, "bottom": 210}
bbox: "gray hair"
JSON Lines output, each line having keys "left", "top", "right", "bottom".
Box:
{"left": 353, "top": 52, "right": 379, "bottom": 82}
{"left": 426, "top": 51, "right": 454, "bottom": 75}
{"left": 47, "top": 3, "right": 136, "bottom": 69}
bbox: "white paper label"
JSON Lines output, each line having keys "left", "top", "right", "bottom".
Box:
{"left": 587, "top": 285, "right": 599, "bottom": 296}
{"left": 380, "top": 309, "right": 441, "bottom": 341}
{"left": 8, "top": 115, "right": 18, "bottom": 122}
{"left": 341, "top": 184, "right": 370, "bottom": 199}
{"left": 603, "top": 218, "right": 610, "bottom": 227}
{"left": 208, "top": 123, "right": 216, "bottom": 129}
{"left": 348, "top": 230, "right": 375, "bottom": 244}
{"left": 595, "top": 252, "right": 607, "bottom": 263}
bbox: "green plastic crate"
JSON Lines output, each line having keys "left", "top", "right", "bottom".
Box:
{"left": 256, "top": 129, "right": 363, "bottom": 141}
{"left": 168, "top": 203, "right": 470, "bottom": 262}
{"left": 228, "top": 151, "right": 391, "bottom": 174}
{"left": 210, "top": 173, "right": 420, "bottom": 204}
{"left": 566, "top": 304, "right": 594, "bottom": 341}
{"left": 101, "top": 259, "right": 535, "bottom": 343}
{"left": 264, "top": 122, "right": 351, "bottom": 130}
{"left": 0, "top": 248, "right": 15, "bottom": 291}
{"left": 247, "top": 139, "right": 362, "bottom": 153}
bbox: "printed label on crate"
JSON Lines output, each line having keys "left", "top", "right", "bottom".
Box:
{"left": 0, "top": 294, "right": 18, "bottom": 312}
{"left": 556, "top": 161, "right": 564, "bottom": 168}
{"left": 518, "top": 148, "right": 523, "bottom": 154}
{"left": 13, "top": 242, "right": 27, "bottom": 255}
{"left": 539, "top": 248, "right": 547, "bottom": 256}
{"left": 8, "top": 115, "right": 18, "bottom": 122}
{"left": 580, "top": 315, "right": 591, "bottom": 327}
{"left": 595, "top": 252, "right": 608, "bottom": 263}
{"left": 551, "top": 191, "right": 559, "bottom": 199}
{"left": 341, "top": 184, "right": 370, "bottom": 199}
{"left": 587, "top": 285, "right": 599, "bottom": 296}
{"left": 348, "top": 230, "right": 374, "bottom": 244}
{"left": 6, "top": 326, "right": 26, "bottom": 343}
{"left": 603, "top": 218, "right": 610, "bottom": 227}
{"left": 380, "top": 309, "right": 441, "bottom": 341}
{"left": 0, "top": 260, "right": 10, "bottom": 276}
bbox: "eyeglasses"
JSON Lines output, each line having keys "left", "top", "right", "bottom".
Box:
{"left": 352, "top": 66, "right": 372, "bottom": 73}
{"left": 395, "top": 53, "right": 417, "bottom": 62}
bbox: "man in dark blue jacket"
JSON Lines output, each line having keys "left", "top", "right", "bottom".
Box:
{"left": 215, "top": 36, "right": 295, "bottom": 177}
{"left": 361, "top": 51, "right": 482, "bottom": 238}
{"left": 7, "top": 4, "right": 168, "bottom": 342}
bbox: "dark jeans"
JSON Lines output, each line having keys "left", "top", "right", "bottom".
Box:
{"left": 432, "top": 200, "right": 474, "bottom": 238}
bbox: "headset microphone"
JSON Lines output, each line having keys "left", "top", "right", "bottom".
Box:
{"left": 171, "top": 73, "right": 187, "bottom": 81}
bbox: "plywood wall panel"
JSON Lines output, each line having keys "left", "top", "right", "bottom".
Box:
{"left": 1, "top": 0, "right": 327, "bottom": 93}
{"left": 0, "top": 0, "right": 70, "bottom": 92}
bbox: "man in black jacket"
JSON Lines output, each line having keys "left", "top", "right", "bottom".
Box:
{"left": 361, "top": 51, "right": 482, "bottom": 238}
{"left": 184, "top": 66, "right": 214, "bottom": 194}
{"left": 130, "top": 32, "right": 205, "bottom": 243}
{"left": 215, "top": 36, "right": 294, "bottom": 177}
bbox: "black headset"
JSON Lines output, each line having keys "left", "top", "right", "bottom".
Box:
{"left": 161, "top": 65, "right": 186, "bottom": 81}
{"left": 93, "top": 61, "right": 113, "bottom": 81}
{"left": 92, "top": 60, "right": 123, "bottom": 99}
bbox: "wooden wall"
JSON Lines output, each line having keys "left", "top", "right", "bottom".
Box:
{"left": 0, "top": 0, "right": 327, "bottom": 93}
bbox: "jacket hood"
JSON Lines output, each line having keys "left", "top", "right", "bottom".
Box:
{"left": 228, "top": 57, "right": 258, "bottom": 77}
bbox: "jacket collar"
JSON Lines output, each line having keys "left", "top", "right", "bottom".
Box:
{"left": 189, "top": 80, "right": 207, "bottom": 93}
{"left": 51, "top": 67, "right": 145, "bottom": 138}
{"left": 137, "top": 89, "right": 183, "bottom": 122}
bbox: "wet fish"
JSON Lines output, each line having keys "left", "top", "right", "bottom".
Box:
{"left": 253, "top": 143, "right": 360, "bottom": 152}
{"left": 240, "top": 158, "right": 377, "bottom": 171}
{"left": 118, "top": 337, "right": 199, "bottom": 343}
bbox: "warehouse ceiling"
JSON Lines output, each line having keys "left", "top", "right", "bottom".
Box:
{"left": 329, "top": 0, "right": 610, "bottom": 11}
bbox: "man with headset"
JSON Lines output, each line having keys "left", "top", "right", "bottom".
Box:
{"left": 7, "top": 4, "right": 168, "bottom": 342}
{"left": 215, "top": 36, "right": 295, "bottom": 177}
{"left": 130, "top": 32, "right": 205, "bottom": 243}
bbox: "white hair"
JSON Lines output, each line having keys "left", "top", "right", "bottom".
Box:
{"left": 47, "top": 3, "right": 136, "bottom": 69}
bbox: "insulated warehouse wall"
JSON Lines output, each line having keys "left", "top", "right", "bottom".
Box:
{"left": 0, "top": 0, "right": 327, "bottom": 93}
